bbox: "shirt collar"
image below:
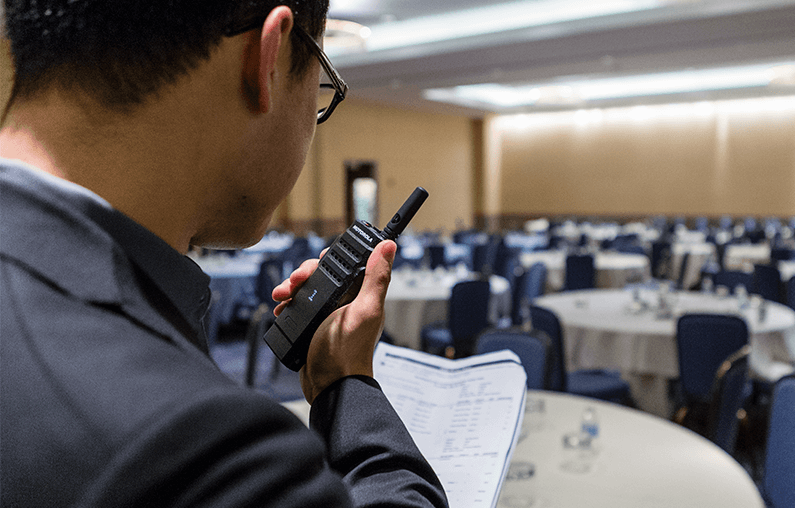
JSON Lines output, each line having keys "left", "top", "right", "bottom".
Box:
{"left": 1, "top": 159, "right": 212, "bottom": 349}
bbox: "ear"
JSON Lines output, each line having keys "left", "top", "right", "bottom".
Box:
{"left": 242, "top": 6, "right": 294, "bottom": 114}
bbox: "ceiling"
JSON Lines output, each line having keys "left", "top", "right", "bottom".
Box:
{"left": 324, "top": 0, "right": 795, "bottom": 117}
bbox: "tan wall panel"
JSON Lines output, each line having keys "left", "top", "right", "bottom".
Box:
{"left": 493, "top": 99, "right": 795, "bottom": 220}
{"left": 290, "top": 98, "right": 474, "bottom": 234}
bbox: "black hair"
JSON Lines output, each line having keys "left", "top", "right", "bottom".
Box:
{"left": 2, "top": 0, "right": 329, "bottom": 113}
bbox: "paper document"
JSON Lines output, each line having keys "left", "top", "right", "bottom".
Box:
{"left": 373, "top": 343, "right": 527, "bottom": 508}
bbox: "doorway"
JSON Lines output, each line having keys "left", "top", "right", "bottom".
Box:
{"left": 345, "top": 160, "right": 378, "bottom": 226}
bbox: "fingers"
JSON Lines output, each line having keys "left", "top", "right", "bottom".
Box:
{"left": 351, "top": 240, "right": 396, "bottom": 315}
{"left": 271, "top": 258, "right": 319, "bottom": 317}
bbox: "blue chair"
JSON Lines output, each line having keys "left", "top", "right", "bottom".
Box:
{"left": 472, "top": 237, "right": 502, "bottom": 275}
{"left": 771, "top": 247, "right": 794, "bottom": 261}
{"left": 787, "top": 276, "right": 795, "bottom": 311}
{"left": 761, "top": 375, "right": 795, "bottom": 508}
{"left": 529, "top": 305, "right": 632, "bottom": 404}
{"left": 707, "top": 345, "right": 751, "bottom": 454}
{"left": 428, "top": 244, "right": 447, "bottom": 269}
{"left": 676, "top": 251, "right": 691, "bottom": 290}
{"left": 674, "top": 314, "right": 748, "bottom": 433}
{"left": 421, "top": 279, "right": 491, "bottom": 358}
{"left": 511, "top": 262, "right": 547, "bottom": 327}
{"left": 752, "top": 263, "right": 782, "bottom": 303}
{"left": 256, "top": 256, "right": 285, "bottom": 309}
{"left": 713, "top": 270, "right": 753, "bottom": 294}
{"left": 650, "top": 240, "right": 671, "bottom": 279}
{"left": 476, "top": 329, "right": 550, "bottom": 389}
{"left": 564, "top": 253, "right": 595, "bottom": 291}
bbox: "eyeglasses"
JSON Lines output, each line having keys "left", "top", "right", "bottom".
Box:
{"left": 225, "top": 11, "right": 348, "bottom": 125}
{"left": 292, "top": 25, "right": 348, "bottom": 124}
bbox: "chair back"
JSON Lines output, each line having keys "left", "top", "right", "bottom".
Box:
{"left": 771, "top": 247, "right": 794, "bottom": 261}
{"left": 511, "top": 262, "right": 547, "bottom": 326}
{"left": 476, "top": 329, "right": 551, "bottom": 389}
{"left": 448, "top": 279, "right": 491, "bottom": 357}
{"left": 564, "top": 254, "right": 595, "bottom": 291}
{"left": 472, "top": 237, "right": 501, "bottom": 275}
{"left": 707, "top": 345, "right": 750, "bottom": 454}
{"left": 675, "top": 251, "right": 691, "bottom": 290}
{"left": 676, "top": 314, "right": 749, "bottom": 404}
{"left": 529, "top": 305, "right": 567, "bottom": 392}
{"left": 428, "top": 245, "right": 446, "bottom": 270}
{"left": 651, "top": 241, "right": 671, "bottom": 278}
{"left": 713, "top": 270, "right": 753, "bottom": 294}
{"left": 256, "top": 257, "right": 285, "bottom": 308}
{"left": 752, "top": 263, "right": 782, "bottom": 303}
{"left": 763, "top": 375, "right": 795, "bottom": 508}
{"left": 787, "top": 276, "right": 795, "bottom": 311}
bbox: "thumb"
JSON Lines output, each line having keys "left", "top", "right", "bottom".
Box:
{"left": 353, "top": 240, "right": 397, "bottom": 312}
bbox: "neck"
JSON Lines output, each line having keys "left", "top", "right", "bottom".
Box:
{"left": 0, "top": 51, "right": 248, "bottom": 254}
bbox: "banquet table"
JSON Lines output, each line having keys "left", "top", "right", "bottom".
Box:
{"left": 723, "top": 243, "right": 771, "bottom": 272}
{"left": 670, "top": 242, "right": 715, "bottom": 289}
{"left": 533, "top": 288, "right": 795, "bottom": 416}
{"left": 282, "top": 390, "right": 764, "bottom": 508}
{"left": 779, "top": 260, "right": 795, "bottom": 282}
{"left": 497, "top": 390, "right": 764, "bottom": 508}
{"left": 383, "top": 267, "right": 511, "bottom": 350}
{"left": 519, "top": 250, "right": 650, "bottom": 293}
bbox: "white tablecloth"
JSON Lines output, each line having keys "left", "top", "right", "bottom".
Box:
{"left": 724, "top": 244, "right": 771, "bottom": 272}
{"left": 519, "top": 251, "right": 650, "bottom": 293}
{"left": 383, "top": 268, "right": 511, "bottom": 349}
{"left": 534, "top": 288, "right": 795, "bottom": 416}
{"left": 499, "top": 391, "right": 764, "bottom": 508}
{"left": 670, "top": 242, "right": 716, "bottom": 289}
{"left": 779, "top": 260, "right": 795, "bottom": 282}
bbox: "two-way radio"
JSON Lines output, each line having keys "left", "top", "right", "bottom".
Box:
{"left": 263, "top": 187, "right": 429, "bottom": 371}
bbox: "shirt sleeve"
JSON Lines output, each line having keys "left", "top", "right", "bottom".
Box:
{"left": 309, "top": 376, "right": 449, "bottom": 508}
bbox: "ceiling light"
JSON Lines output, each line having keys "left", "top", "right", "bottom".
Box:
{"left": 324, "top": 19, "right": 370, "bottom": 57}
{"left": 423, "top": 61, "right": 795, "bottom": 110}
{"left": 364, "top": 0, "right": 664, "bottom": 52}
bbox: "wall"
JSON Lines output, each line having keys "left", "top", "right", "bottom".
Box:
{"left": 486, "top": 98, "right": 795, "bottom": 225}
{"left": 1, "top": 38, "right": 11, "bottom": 110}
{"left": 283, "top": 98, "right": 476, "bottom": 235}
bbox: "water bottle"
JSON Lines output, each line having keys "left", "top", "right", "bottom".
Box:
{"left": 581, "top": 406, "right": 599, "bottom": 446}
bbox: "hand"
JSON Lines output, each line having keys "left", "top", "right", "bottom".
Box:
{"left": 271, "top": 240, "right": 397, "bottom": 403}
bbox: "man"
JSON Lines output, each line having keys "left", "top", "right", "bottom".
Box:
{"left": 0, "top": 1, "right": 447, "bottom": 506}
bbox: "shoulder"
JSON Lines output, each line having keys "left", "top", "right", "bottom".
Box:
{"left": 77, "top": 388, "right": 352, "bottom": 508}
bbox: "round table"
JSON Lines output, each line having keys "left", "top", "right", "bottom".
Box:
{"left": 519, "top": 251, "right": 650, "bottom": 293}
{"left": 499, "top": 390, "right": 764, "bottom": 508}
{"left": 723, "top": 244, "right": 771, "bottom": 272}
{"left": 779, "top": 260, "right": 795, "bottom": 282}
{"left": 670, "top": 242, "right": 716, "bottom": 289}
{"left": 533, "top": 288, "right": 795, "bottom": 416}
{"left": 383, "top": 267, "right": 511, "bottom": 349}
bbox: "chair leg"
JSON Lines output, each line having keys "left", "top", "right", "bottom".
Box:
{"left": 245, "top": 304, "right": 272, "bottom": 387}
{"left": 673, "top": 406, "right": 688, "bottom": 425}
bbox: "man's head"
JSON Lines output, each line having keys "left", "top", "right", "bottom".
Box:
{"left": 3, "top": 0, "right": 329, "bottom": 113}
